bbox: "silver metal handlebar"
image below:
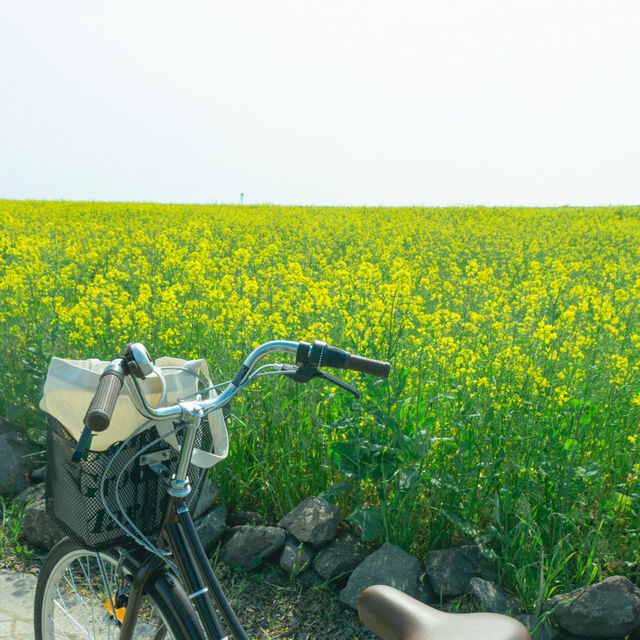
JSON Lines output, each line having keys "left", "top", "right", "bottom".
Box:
{"left": 126, "top": 340, "right": 300, "bottom": 422}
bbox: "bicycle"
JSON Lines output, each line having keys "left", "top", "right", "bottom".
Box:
{"left": 34, "top": 339, "right": 531, "bottom": 640}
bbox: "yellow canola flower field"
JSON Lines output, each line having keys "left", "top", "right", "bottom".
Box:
{"left": 1, "top": 200, "right": 640, "bottom": 600}
{"left": 2, "top": 201, "right": 638, "bottom": 407}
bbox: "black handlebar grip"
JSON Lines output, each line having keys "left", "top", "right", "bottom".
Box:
{"left": 297, "top": 340, "right": 391, "bottom": 378}
{"left": 84, "top": 360, "right": 125, "bottom": 432}
{"left": 344, "top": 353, "right": 391, "bottom": 378}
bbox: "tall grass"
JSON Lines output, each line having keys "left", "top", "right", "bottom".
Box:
{"left": 0, "top": 498, "right": 33, "bottom": 567}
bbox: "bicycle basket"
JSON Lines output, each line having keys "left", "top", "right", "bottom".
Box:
{"left": 46, "top": 414, "right": 212, "bottom": 550}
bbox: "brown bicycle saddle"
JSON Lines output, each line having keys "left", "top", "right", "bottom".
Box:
{"left": 358, "top": 585, "right": 531, "bottom": 640}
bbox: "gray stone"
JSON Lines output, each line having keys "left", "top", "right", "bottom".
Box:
{"left": 227, "top": 511, "right": 265, "bottom": 527}
{"left": 516, "top": 614, "right": 535, "bottom": 630}
{"left": 220, "top": 525, "right": 286, "bottom": 571}
{"left": 191, "top": 478, "right": 218, "bottom": 520}
{"left": 469, "top": 577, "right": 524, "bottom": 616}
{"left": 299, "top": 569, "right": 324, "bottom": 589}
{"left": 278, "top": 496, "right": 341, "bottom": 547}
{"left": 279, "top": 535, "right": 315, "bottom": 575}
{"left": 14, "top": 484, "right": 42, "bottom": 507}
{"left": 19, "top": 484, "right": 64, "bottom": 550}
{"left": 417, "top": 571, "right": 439, "bottom": 605}
{"left": 0, "top": 432, "right": 40, "bottom": 496}
{"left": 31, "top": 466, "right": 47, "bottom": 483}
{"left": 194, "top": 504, "right": 227, "bottom": 552}
{"left": 542, "top": 575, "right": 640, "bottom": 638}
{"left": 339, "top": 542, "right": 421, "bottom": 610}
{"left": 313, "top": 532, "right": 370, "bottom": 582}
{"left": 0, "top": 418, "right": 46, "bottom": 488}
{"left": 516, "top": 614, "right": 562, "bottom": 640}
{"left": 424, "top": 544, "right": 498, "bottom": 597}
{"left": 535, "top": 624, "right": 562, "bottom": 640}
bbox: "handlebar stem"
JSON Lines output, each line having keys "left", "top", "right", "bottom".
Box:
{"left": 171, "top": 409, "right": 203, "bottom": 492}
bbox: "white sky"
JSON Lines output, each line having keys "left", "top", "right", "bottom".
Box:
{"left": 1, "top": 0, "right": 639, "bottom": 207}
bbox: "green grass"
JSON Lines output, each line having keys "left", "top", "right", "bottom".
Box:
{"left": 0, "top": 498, "right": 35, "bottom": 569}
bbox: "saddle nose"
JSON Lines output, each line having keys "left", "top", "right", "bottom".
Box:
{"left": 358, "top": 584, "right": 531, "bottom": 640}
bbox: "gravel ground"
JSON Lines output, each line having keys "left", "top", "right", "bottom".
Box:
{"left": 213, "top": 563, "right": 379, "bottom": 640}
{"left": 1, "top": 549, "right": 379, "bottom": 640}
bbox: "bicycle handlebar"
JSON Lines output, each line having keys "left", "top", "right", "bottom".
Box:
{"left": 82, "top": 339, "right": 391, "bottom": 434}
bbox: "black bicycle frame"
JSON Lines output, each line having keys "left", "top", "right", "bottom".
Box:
{"left": 116, "top": 495, "right": 250, "bottom": 640}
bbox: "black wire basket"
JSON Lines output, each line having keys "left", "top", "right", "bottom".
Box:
{"left": 45, "top": 414, "right": 211, "bottom": 550}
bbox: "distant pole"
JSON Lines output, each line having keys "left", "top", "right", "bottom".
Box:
{"left": 240, "top": 192, "right": 244, "bottom": 204}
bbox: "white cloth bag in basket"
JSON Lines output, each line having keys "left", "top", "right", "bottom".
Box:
{"left": 39, "top": 356, "right": 228, "bottom": 469}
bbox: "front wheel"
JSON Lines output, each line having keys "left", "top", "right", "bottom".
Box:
{"left": 35, "top": 538, "right": 203, "bottom": 640}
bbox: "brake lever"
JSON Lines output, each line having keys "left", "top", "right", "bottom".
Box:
{"left": 281, "top": 364, "right": 360, "bottom": 399}
{"left": 320, "top": 370, "right": 361, "bottom": 399}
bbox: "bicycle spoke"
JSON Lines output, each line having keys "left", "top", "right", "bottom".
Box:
{"left": 50, "top": 614, "right": 75, "bottom": 640}
{"left": 62, "top": 566, "right": 96, "bottom": 638}
{"left": 76, "top": 556, "right": 113, "bottom": 639}
{"left": 96, "top": 553, "right": 117, "bottom": 631}
{"left": 61, "top": 563, "right": 112, "bottom": 639}
{"left": 53, "top": 598, "right": 94, "bottom": 640}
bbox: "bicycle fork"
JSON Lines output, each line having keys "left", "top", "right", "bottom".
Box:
{"left": 115, "top": 500, "right": 250, "bottom": 640}
{"left": 117, "top": 554, "right": 165, "bottom": 639}
{"left": 169, "top": 503, "right": 250, "bottom": 640}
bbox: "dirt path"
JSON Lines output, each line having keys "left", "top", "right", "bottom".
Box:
{"left": 0, "top": 571, "right": 38, "bottom": 640}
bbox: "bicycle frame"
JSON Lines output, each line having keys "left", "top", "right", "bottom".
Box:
{"left": 115, "top": 491, "right": 249, "bottom": 640}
